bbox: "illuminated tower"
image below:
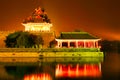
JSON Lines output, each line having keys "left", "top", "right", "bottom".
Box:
{"left": 22, "top": 7, "right": 52, "bottom": 32}
{"left": 22, "top": 7, "right": 54, "bottom": 48}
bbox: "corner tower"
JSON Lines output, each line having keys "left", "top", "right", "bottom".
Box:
{"left": 22, "top": 7, "right": 54, "bottom": 48}
{"left": 22, "top": 7, "right": 52, "bottom": 32}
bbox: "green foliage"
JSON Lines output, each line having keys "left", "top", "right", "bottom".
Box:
{"left": 16, "top": 32, "right": 34, "bottom": 48}
{"left": 4, "top": 31, "right": 22, "bottom": 47}
{"left": 49, "top": 39, "right": 57, "bottom": 48}
{"left": 4, "top": 31, "right": 44, "bottom": 48}
{"left": 30, "top": 34, "right": 44, "bottom": 48}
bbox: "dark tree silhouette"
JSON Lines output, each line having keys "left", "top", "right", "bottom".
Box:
{"left": 49, "top": 39, "right": 57, "bottom": 48}
{"left": 4, "top": 31, "right": 22, "bottom": 47}
{"left": 16, "top": 32, "right": 34, "bottom": 48}
{"left": 4, "top": 31, "right": 44, "bottom": 48}
{"left": 30, "top": 34, "right": 44, "bottom": 48}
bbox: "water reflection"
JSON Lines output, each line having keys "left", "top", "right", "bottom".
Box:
{"left": 24, "top": 73, "right": 52, "bottom": 80}
{"left": 0, "top": 57, "right": 103, "bottom": 80}
{"left": 56, "top": 64, "right": 101, "bottom": 78}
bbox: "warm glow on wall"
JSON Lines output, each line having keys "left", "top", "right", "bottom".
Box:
{"left": 24, "top": 73, "right": 52, "bottom": 80}
{"left": 55, "top": 64, "right": 101, "bottom": 78}
{"left": 22, "top": 23, "right": 52, "bottom": 32}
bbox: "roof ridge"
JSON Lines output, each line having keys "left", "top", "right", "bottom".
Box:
{"left": 61, "top": 32, "right": 88, "bottom": 34}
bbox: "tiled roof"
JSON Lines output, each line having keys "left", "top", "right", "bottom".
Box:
{"left": 57, "top": 32, "right": 99, "bottom": 39}
{"left": 23, "top": 7, "right": 51, "bottom": 23}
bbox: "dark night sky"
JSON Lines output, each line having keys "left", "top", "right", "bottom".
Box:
{"left": 0, "top": 0, "right": 120, "bottom": 40}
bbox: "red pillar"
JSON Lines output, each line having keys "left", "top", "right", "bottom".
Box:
{"left": 95, "top": 41, "right": 98, "bottom": 48}
{"left": 68, "top": 41, "right": 70, "bottom": 48}
{"left": 76, "top": 41, "right": 78, "bottom": 48}
{"left": 84, "top": 41, "right": 86, "bottom": 48}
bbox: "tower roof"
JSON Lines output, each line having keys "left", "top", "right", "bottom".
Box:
{"left": 23, "top": 7, "right": 51, "bottom": 23}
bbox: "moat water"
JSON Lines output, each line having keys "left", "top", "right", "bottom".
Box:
{"left": 0, "top": 53, "right": 120, "bottom": 80}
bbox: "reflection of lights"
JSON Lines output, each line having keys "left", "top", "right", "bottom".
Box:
{"left": 56, "top": 64, "right": 101, "bottom": 77}
{"left": 24, "top": 73, "right": 52, "bottom": 80}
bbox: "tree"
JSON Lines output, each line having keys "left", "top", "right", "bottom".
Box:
{"left": 16, "top": 32, "right": 34, "bottom": 48}
{"left": 5, "top": 31, "right": 44, "bottom": 48}
{"left": 30, "top": 34, "right": 44, "bottom": 48}
{"left": 4, "top": 31, "right": 22, "bottom": 47}
{"left": 49, "top": 39, "right": 57, "bottom": 48}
